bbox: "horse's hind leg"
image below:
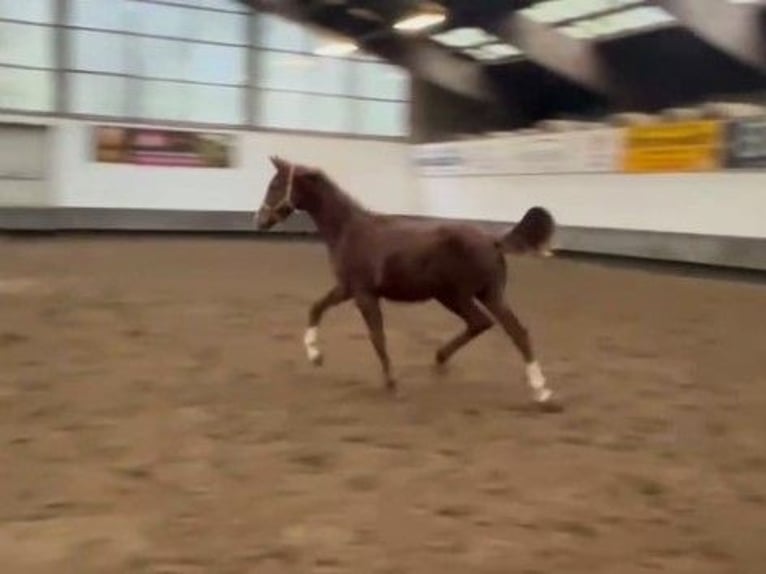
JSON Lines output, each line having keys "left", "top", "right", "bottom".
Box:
{"left": 479, "top": 289, "right": 557, "bottom": 409}
{"left": 305, "top": 285, "right": 349, "bottom": 365}
{"left": 353, "top": 292, "right": 396, "bottom": 393}
{"left": 434, "top": 295, "right": 493, "bottom": 368}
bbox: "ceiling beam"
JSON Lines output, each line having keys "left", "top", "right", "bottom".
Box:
{"left": 654, "top": 0, "right": 766, "bottom": 72}
{"left": 395, "top": 37, "right": 499, "bottom": 103}
{"left": 246, "top": 0, "right": 497, "bottom": 103}
{"left": 490, "top": 13, "right": 618, "bottom": 99}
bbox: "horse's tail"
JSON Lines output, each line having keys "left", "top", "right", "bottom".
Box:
{"left": 497, "top": 206, "right": 555, "bottom": 257}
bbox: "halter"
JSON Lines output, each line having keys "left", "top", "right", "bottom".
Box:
{"left": 255, "top": 163, "right": 295, "bottom": 223}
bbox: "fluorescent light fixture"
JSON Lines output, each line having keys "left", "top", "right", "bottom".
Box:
{"left": 394, "top": 12, "right": 446, "bottom": 32}
{"left": 314, "top": 38, "right": 358, "bottom": 56}
{"left": 558, "top": 5, "right": 676, "bottom": 39}
{"left": 393, "top": 2, "right": 447, "bottom": 33}
{"left": 464, "top": 43, "right": 522, "bottom": 61}
{"left": 349, "top": 7, "right": 384, "bottom": 22}
{"left": 520, "top": 0, "right": 644, "bottom": 25}
{"left": 431, "top": 27, "right": 498, "bottom": 48}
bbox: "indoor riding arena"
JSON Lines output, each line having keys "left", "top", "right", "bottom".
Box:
{"left": 1, "top": 1, "right": 765, "bottom": 573}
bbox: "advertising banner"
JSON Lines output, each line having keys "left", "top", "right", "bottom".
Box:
{"left": 412, "top": 128, "right": 622, "bottom": 176}
{"left": 511, "top": 133, "right": 572, "bottom": 174}
{"left": 623, "top": 121, "right": 723, "bottom": 173}
{"left": 725, "top": 116, "right": 766, "bottom": 169}
{"left": 511, "top": 129, "right": 622, "bottom": 174}
{"left": 93, "top": 125, "right": 234, "bottom": 168}
{"left": 574, "top": 128, "right": 624, "bottom": 173}
{"left": 411, "top": 141, "right": 466, "bottom": 176}
{"left": 460, "top": 137, "right": 504, "bottom": 175}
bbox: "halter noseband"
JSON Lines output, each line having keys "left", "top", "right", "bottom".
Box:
{"left": 255, "top": 163, "right": 295, "bottom": 223}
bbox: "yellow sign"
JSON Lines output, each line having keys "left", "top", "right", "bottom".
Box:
{"left": 623, "top": 121, "right": 723, "bottom": 173}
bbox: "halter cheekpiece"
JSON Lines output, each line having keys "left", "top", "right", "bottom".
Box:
{"left": 255, "top": 163, "right": 295, "bottom": 222}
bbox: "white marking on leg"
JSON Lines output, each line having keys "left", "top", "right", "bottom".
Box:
{"left": 526, "top": 361, "right": 553, "bottom": 403}
{"left": 304, "top": 327, "right": 322, "bottom": 364}
{"left": 537, "top": 239, "right": 555, "bottom": 258}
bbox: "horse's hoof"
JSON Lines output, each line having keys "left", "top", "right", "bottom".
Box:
{"left": 434, "top": 350, "right": 451, "bottom": 371}
{"left": 309, "top": 352, "right": 324, "bottom": 366}
{"left": 535, "top": 399, "right": 564, "bottom": 414}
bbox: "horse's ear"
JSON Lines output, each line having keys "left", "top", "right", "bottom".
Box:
{"left": 270, "top": 155, "right": 289, "bottom": 172}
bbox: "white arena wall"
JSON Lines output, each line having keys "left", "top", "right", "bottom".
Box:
{"left": 411, "top": 128, "right": 766, "bottom": 271}
{"left": 1, "top": 116, "right": 765, "bottom": 271}
{"left": 415, "top": 170, "right": 766, "bottom": 270}
{"left": 0, "top": 117, "right": 422, "bottom": 229}
{"left": 54, "top": 122, "right": 420, "bottom": 216}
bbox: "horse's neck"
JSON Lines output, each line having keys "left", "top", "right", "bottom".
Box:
{"left": 305, "top": 181, "right": 367, "bottom": 247}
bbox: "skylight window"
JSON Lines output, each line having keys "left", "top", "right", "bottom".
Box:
{"left": 558, "top": 25, "right": 593, "bottom": 40}
{"left": 464, "top": 43, "right": 522, "bottom": 61}
{"left": 520, "top": 0, "right": 644, "bottom": 24}
{"left": 558, "top": 5, "right": 676, "bottom": 39}
{"left": 431, "top": 27, "right": 523, "bottom": 63}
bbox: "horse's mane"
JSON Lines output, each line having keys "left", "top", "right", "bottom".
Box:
{"left": 313, "top": 168, "right": 369, "bottom": 214}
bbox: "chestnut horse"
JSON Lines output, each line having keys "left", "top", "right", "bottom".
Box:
{"left": 256, "top": 156, "right": 559, "bottom": 410}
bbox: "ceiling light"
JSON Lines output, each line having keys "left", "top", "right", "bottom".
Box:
{"left": 394, "top": 2, "right": 447, "bottom": 33}
{"left": 432, "top": 27, "right": 498, "bottom": 48}
{"left": 349, "top": 7, "right": 384, "bottom": 22}
{"left": 314, "top": 38, "right": 358, "bottom": 56}
{"left": 394, "top": 13, "right": 446, "bottom": 32}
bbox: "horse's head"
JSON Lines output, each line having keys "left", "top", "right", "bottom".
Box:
{"left": 255, "top": 156, "right": 322, "bottom": 230}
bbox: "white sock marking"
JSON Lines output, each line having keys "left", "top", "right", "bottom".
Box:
{"left": 526, "top": 361, "right": 553, "bottom": 402}
{"left": 536, "top": 387, "right": 554, "bottom": 403}
{"left": 526, "top": 361, "right": 545, "bottom": 389}
{"left": 304, "top": 327, "right": 321, "bottom": 363}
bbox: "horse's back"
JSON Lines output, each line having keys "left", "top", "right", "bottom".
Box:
{"left": 352, "top": 217, "right": 504, "bottom": 301}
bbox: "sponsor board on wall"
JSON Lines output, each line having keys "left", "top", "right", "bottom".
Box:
{"left": 460, "top": 138, "right": 504, "bottom": 175}
{"left": 726, "top": 116, "right": 766, "bottom": 169}
{"left": 509, "top": 133, "right": 572, "bottom": 174}
{"left": 412, "top": 128, "right": 623, "bottom": 176}
{"left": 93, "top": 125, "right": 234, "bottom": 168}
{"left": 576, "top": 128, "right": 625, "bottom": 172}
{"left": 622, "top": 121, "right": 723, "bottom": 173}
{"left": 411, "top": 141, "right": 466, "bottom": 176}
{"left": 510, "top": 129, "right": 623, "bottom": 174}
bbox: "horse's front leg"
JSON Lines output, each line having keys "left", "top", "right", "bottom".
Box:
{"left": 305, "top": 285, "right": 349, "bottom": 365}
{"left": 353, "top": 292, "right": 396, "bottom": 393}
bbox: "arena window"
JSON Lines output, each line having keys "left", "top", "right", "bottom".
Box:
{"left": 0, "top": 8, "right": 55, "bottom": 112}
{"left": 252, "top": 14, "right": 410, "bottom": 137}
{"left": 0, "top": 0, "right": 411, "bottom": 138}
